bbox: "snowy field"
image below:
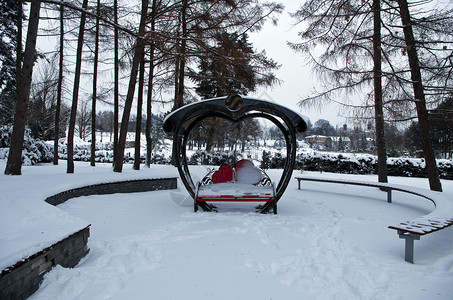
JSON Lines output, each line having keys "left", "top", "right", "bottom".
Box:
{"left": 1, "top": 161, "right": 453, "bottom": 299}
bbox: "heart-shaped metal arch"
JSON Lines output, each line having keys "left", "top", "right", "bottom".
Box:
{"left": 163, "top": 95, "right": 308, "bottom": 213}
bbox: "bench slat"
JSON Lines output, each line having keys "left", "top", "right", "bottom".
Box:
{"left": 197, "top": 195, "right": 274, "bottom": 202}
{"left": 389, "top": 218, "right": 453, "bottom": 235}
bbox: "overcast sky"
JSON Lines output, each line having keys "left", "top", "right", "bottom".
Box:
{"left": 249, "top": 0, "right": 347, "bottom": 128}
{"left": 249, "top": 0, "right": 452, "bottom": 128}
{"left": 33, "top": 0, "right": 451, "bottom": 129}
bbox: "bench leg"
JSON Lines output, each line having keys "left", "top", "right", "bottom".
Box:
{"left": 397, "top": 231, "right": 420, "bottom": 263}
{"left": 387, "top": 189, "right": 392, "bottom": 203}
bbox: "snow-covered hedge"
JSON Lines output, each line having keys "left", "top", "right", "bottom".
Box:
{"left": 294, "top": 152, "right": 453, "bottom": 180}
{"left": 0, "top": 126, "right": 53, "bottom": 165}
{"left": 0, "top": 125, "right": 451, "bottom": 179}
{"left": 194, "top": 150, "right": 453, "bottom": 180}
{"left": 295, "top": 152, "right": 376, "bottom": 175}
{"left": 188, "top": 150, "right": 235, "bottom": 166}
{"left": 55, "top": 142, "right": 171, "bottom": 165}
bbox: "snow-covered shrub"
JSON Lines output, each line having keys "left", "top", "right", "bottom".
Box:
{"left": 0, "top": 125, "right": 11, "bottom": 147}
{"left": 387, "top": 158, "right": 426, "bottom": 178}
{"left": 270, "top": 152, "right": 285, "bottom": 169}
{"left": 0, "top": 126, "right": 53, "bottom": 165}
{"left": 438, "top": 160, "right": 453, "bottom": 180}
{"left": 211, "top": 151, "right": 235, "bottom": 166}
{"left": 188, "top": 150, "right": 211, "bottom": 165}
{"left": 260, "top": 150, "right": 271, "bottom": 170}
{"left": 151, "top": 154, "right": 171, "bottom": 165}
{"left": 0, "top": 147, "right": 7, "bottom": 159}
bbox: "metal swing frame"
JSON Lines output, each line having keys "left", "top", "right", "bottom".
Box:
{"left": 163, "top": 95, "right": 308, "bottom": 213}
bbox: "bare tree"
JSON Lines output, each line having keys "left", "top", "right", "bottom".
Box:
{"left": 113, "top": 0, "right": 119, "bottom": 168}
{"left": 289, "top": 0, "right": 392, "bottom": 183}
{"left": 373, "top": 0, "right": 388, "bottom": 182}
{"left": 5, "top": 0, "right": 41, "bottom": 175}
{"left": 67, "top": 0, "right": 89, "bottom": 173}
{"left": 91, "top": 0, "right": 101, "bottom": 167}
{"left": 53, "top": 4, "right": 64, "bottom": 165}
{"left": 134, "top": 58, "right": 145, "bottom": 170}
{"left": 289, "top": 0, "right": 451, "bottom": 189}
{"left": 77, "top": 98, "right": 91, "bottom": 140}
{"left": 396, "top": 0, "right": 442, "bottom": 191}
{"left": 113, "top": 0, "right": 149, "bottom": 172}
{"left": 145, "top": 0, "right": 157, "bottom": 168}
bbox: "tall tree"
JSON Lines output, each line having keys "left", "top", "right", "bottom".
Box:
{"left": 77, "top": 98, "right": 91, "bottom": 140}
{"left": 113, "top": 0, "right": 119, "bottom": 168}
{"left": 0, "top": 0, "right": 22, "bottom": 125}
{"left": 145, "top": 0, "right": 157, "bottom": 168}
{"left": 429, "top": 97, "right": 453, "bottom": 158}
{"left": 28, "top": 61, "right": 59, "bottom": 140}
{"left": 396, "top": 0, "right": 442, "bottom": 191}
{"left": 5, "top": 0, "right": 41, "bottom": 175}
{"left": 373, "top": 0, "right": 388, "bottom": 183}
{"left": 289, "top": 0, "right": 392, "bottom": 183}
{"left": 134, "top": 58, "right": 145, "bottom": 170}
{"left": 54, "top": 4, "right": 64, "bottom": 165}
{"left": 91, "top": 0, "right": 101, "bottom": 167}
{"left": 113, "top": 0, "right": 149, "bottom": 172}
{"left": 191, "top": 32, "right": 279, "bottom": 98}
{"left": 289, "top": 0, "right": 451, "bottom": 187}
{"left": 67, "top": 0, "right": 89, "bottom": 173}
{"left": 16, "top": 0, "right": 23, "bottom": 118}
{"left": 174, "top": 0, "right": 187, "bottom": 110}
{"left": 164, "top": 0, "right": 283, "bottom": 109}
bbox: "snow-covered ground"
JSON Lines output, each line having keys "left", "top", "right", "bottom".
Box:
{"left": 1, "top": 160, "right": 453, "bottom": 299}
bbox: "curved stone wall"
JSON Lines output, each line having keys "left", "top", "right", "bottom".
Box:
{"left": 1, "top": 177, "right": 177, "bottom": 300}
{"left": 45, "top": 178, "right": 178, "bottom": 206}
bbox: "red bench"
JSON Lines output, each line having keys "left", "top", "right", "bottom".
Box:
{"left": 195, "top": 160, "right": 277, "bottom": 214}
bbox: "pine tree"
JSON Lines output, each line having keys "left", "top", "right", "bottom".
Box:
{"left": 0, "top": 0, "right": 22, "bottom": 124}
{"left": 191, "top": 32, "right": 279, "bottom": 98}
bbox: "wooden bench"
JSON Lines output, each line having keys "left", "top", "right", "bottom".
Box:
{"left": 195, "top": 160, "right": 277, "bottom": 214}
{"left": 295, "top": 176, "right": 453, "bottom": 263}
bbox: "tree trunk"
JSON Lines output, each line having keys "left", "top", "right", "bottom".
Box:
{"left": 5, "top": 0, "right": 41, "bottom": 176}
{"left": 176, "top": 0, "right": 187, "bottom": 110}
{"left": 16, "top": 0, "right": 22, "bottom": 111}
{"left": 397, "top": 0, "right": 442, "bottom": 191}
{"left": 113, "top": 0, "right": 119, "bottom": 168}
{"left": 170, "top": 0, "right": 187, "bottom": 165}
{"left": 373, "top": 0, "right": 387, "bottom": 183}
{"left": 67, "top": 0, "right": 89, "bottom": 174}
{"left": 173, "top": 51, "right": 180, "bottom": 110}
{"left": 113, "top": 0, "right": 149, "bottom": 173}
{"left": 91, "top": 0, "right": 100, "bottom": 167}
{"left": 54, "top": 4, "right": 64, "bottom": 165}
{"left": 146, "top": 54, "right": 154, "bottom": 168}
{"left": 134, "top": 58, "right": 145, "bottom": 170}
{"left": 146, "top": 0, "right": 157, "bottom": 168}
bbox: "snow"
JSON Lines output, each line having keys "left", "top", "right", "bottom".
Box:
{"left": 0, "top": 160, "right": 178, "bottom": 271}
{"left": 235, "top": 160, "right": 263, "bottom": 185}
{"left": 1, "top": 160, "right": 453, "bottom": 299}
{"left": 198, "top": 182, "right": 273, "bottom": 196}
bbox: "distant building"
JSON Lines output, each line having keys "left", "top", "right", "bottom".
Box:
{"left": 305, "top": 135, "right": 328, "bottom": 150}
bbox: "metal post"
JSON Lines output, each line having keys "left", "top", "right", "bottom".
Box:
{"left": 397, "top": 231, "right": 420, "bottom": 263}
{"left": 298, "top": 178, "right": 301, "bottom": 190}
{"left": 387, "top": 189, "right": 392, "bottom": 203}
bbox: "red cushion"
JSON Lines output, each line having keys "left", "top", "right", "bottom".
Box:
{"left": 212, "top": 165, "right": 234, "bottom": 184}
